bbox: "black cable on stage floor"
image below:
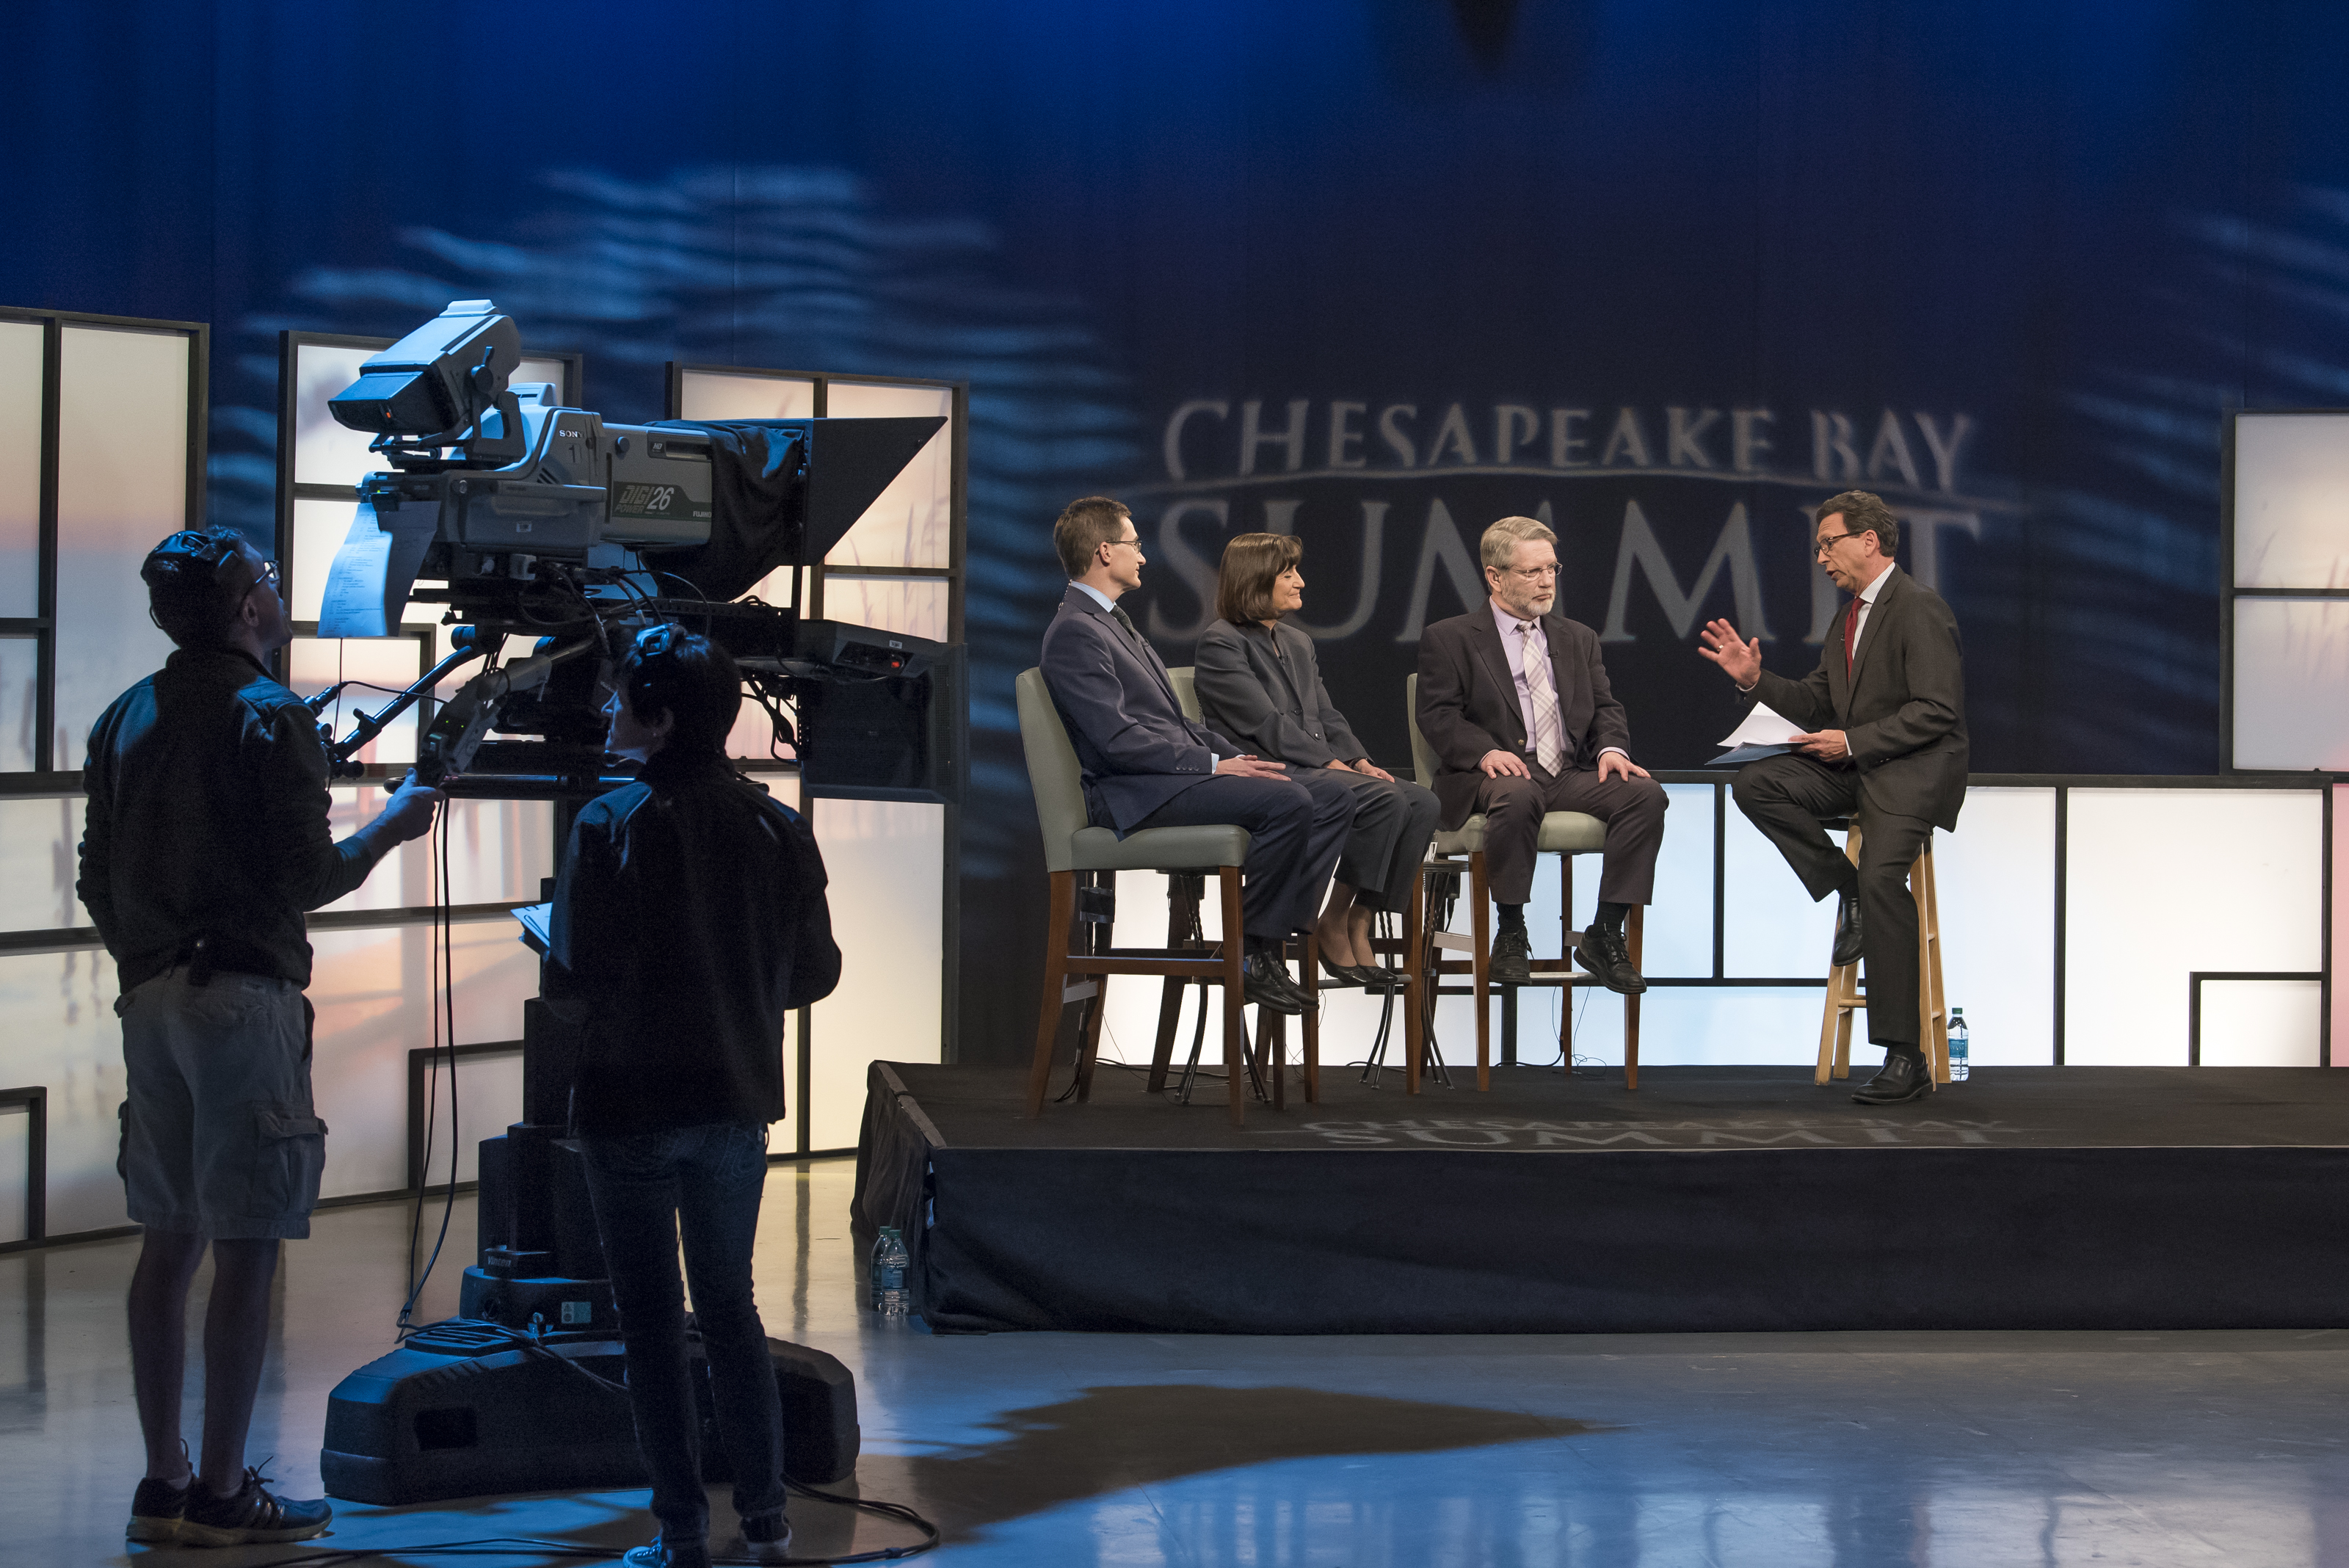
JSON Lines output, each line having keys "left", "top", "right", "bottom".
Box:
{"left": 396, "top": 808, "right": 464, "bottom": 1337}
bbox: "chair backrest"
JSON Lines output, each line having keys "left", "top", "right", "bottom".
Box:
{"left": 1404, "top": 672, "right": 1438, "bottom": 789}
{"left": 1015, "top": 667, "right": 1089, "bottom": 874}
{"left": 1167, "top": 665, "right": 1202, "bottom": 722}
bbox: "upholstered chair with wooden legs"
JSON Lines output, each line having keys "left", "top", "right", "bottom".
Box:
{"left": 1017, "top": 667, "right": 1257, "bottom": 1125}
{"left": 1404, "top": 674, "right": 1644, "bottom": 1091}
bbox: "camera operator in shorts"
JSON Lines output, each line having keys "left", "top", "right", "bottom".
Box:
{"left": 79, "top": 526, "right": 441, "bottom": 1547}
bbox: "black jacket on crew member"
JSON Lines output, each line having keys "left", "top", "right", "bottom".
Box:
{"left": 79, "top": 647, "right": 384, "bottom": 992}
{"left": 549, "top": 748, "right": 838, "bottom": 1137}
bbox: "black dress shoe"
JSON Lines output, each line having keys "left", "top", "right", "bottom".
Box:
{"left": 1572, "top": 924, "right": 1647, "bottom": 994}
{"left": 1850, "top": 1051, "right": 1932, "bottom": 1105}
{"left": 1314, "top": 962, "right": 1369, "bottom": 989}
{"left": 1241, "top": 950, "right": 1306, "bottom": 1015}
{"left": 1267, "top": 951, "right": 1324, "bottom": 1010}
{"left": 1831, "top": 891, "right": 1864, "bottom": 967}
{"left": 1488, "top": 926, "right": 1534, "bottom": 984}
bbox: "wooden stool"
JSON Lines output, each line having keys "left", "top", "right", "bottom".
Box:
{"left": 1816, "top": 821, "right": 1949, "bottom": 1086}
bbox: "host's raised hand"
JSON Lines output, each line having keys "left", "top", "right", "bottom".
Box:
{"left": 1698, "top": 617, "right": 1762, "bottom": 688}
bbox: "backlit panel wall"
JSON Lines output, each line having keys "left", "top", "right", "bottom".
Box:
{"left": 0, "top": 796, "right": 92, "bottom": 932}
{"left": 2066, "top": 788, "right": 2323, "bottom": 1065}
{"left": 2231, "top": 411, "right": 2349, "bottom": 769}
{"left": 822, "top": 382, "right": 953, "bottom": 570}
{"left": 0, "top": 322, "right": 40, "bottom": 614}
{"left": 0, "top": 947, "right": 126, "bottom": 1236}
{"left": 807, "top": 799, "right": 945, "bottom": 1150}
{"left": 1090, "top": 782, "right": 2319, "bottom": 1077}
{"left": 309, "top": 920, "right": 539, "bottom": 1199}
{"left": 675, "top": 366, "right": 962, "bottom": 1145}
{"left": 0, "top": 640, "right": 33, "bottom": 773}
{"left": 51, "top": 327, "right": 186, "bottom": 768}
{"left": 0, "top": 313, "right": 202, "bottom": 1245}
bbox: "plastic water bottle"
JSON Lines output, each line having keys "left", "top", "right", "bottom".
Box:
{"left": 1947, "top": 1009, "right": 1969, "bottom": 1082}
{"left": 872, "top": 1227, "right": 910, "bottom": 1318}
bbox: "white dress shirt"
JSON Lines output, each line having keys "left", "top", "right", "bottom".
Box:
{"left": 1487, "top": 600, "right": 1625, "bottom": 767}
{"left": 1738, "top": 564, "right": 1897, "bottom": 696}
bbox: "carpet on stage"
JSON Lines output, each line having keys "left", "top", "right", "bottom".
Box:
{"left": 852, "top": 1061, "right": 2349, "bottom": 1335}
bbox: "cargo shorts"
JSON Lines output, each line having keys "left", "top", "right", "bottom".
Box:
{"left": 117, "top": 965, "right": 327, "bottom": 1241}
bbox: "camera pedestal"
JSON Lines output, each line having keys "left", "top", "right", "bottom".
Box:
{"left": 317, "top": 995, "right": 861, "bottom": 1503}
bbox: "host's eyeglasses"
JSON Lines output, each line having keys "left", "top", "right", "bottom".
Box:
{"left": 1500, "top": 565, "right": 1560, "bottom": 581}
{"left": 1814, "top": 531, "right": 1864, "bottom": 557}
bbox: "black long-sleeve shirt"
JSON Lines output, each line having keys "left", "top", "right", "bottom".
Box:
{"left": 78, "top": 648, "right": 383, "bottom": 992}
{"left": 548, "top": 749, "right": 832, "bottom": 1137}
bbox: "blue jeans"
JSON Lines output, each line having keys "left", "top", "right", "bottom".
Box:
{"left": 581, "top": 1121, "right": 788, "bottom": 1542}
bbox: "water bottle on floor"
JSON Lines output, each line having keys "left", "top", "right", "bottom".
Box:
{"left": 1948, "top": 1008, "right": 1969, "bottom": 1082}
{"left": 873, "top": 1226, "right": 911, "bottom": 1317}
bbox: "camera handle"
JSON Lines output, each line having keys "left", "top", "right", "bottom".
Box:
{"left": 323, "top": 628, "right": 504, "bottom": 778}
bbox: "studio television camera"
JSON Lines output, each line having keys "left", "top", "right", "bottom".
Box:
{"left": 313, "top": 297, "right": 959, "bottom": 802}
{"left": 313, "top": 301, "right": 955, "bottom": 1504}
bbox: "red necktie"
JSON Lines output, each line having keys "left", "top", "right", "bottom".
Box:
{"left": 1842, "top": 598, "right": 1858, "bottom": 675}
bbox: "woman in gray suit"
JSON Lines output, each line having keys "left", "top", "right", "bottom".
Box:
{"left": 1194, "top": 534, "right": 1440, "bottom": 987}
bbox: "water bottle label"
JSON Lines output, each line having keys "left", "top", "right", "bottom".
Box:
{"left": 877, "top": 1266, "right": 905, "bottom": 1291}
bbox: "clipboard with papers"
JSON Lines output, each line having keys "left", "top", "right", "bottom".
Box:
{"left": 1707, "top": 703, "right": 1805, "bottom": 766}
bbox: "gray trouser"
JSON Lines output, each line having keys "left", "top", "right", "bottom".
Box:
{"left": 118, "top": 966, "right": 324, "bottom": 1239}
{"left": 1473, "top": 762, "right": 1669, "bottom": 905}
{"left": 1332, "top": 772, "right": 1442, "bottom": 912}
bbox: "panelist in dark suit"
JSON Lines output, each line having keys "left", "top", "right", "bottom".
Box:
{"left": 1194, "top": 534, "right": 1442, "bottom": 988}
{"left": 1039, "top": 496, "right": 1355, "bottom": 1015}
{"left": 1414, "top": 515, "right": 1668, "bottom": 993}
{"left": 1699, "top": 490, "right": 1968, "bottom": 1106}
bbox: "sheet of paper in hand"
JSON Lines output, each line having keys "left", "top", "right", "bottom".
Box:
{"left": 1709, "top": 703, "right": 1804, "bottom": 767}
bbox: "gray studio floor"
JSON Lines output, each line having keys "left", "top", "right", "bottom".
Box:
{"left": 2, "top": 1160, "right": 2345, "bottom": 1568}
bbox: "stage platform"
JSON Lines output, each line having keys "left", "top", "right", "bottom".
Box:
{"left": 852, "top": 1061, "right": 2349, "bottom": 1335}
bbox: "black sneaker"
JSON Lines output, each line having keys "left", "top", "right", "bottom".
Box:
{"left": 739, "top": 1509, "right": 794, "bottom": 1562}
{"left": 126, "top": 1474, "right": 189, "bottom": 1543}
{"left": 178, "top": 1464, "right": 332, "bottom": 1547}
{"left": 622, "top": 1536, "right": 714, "bottom": 1568}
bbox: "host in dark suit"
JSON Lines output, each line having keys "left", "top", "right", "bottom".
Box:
{"left": 1699, "top": 490, "right": 1967, "bottom": 1106}
{"left": 1414, "top": 515, "right": 1668, "bottom": 993}
{"left": 1039, "top": 496, "right": 1355, "bottom": 1015}
{"left": 1194, "top": 533, "right": 1441, "bottom": 989}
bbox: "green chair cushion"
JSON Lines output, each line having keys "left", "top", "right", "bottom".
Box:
{"left": 1071, "top": 824, "right": 1251, "bottom": 871}
{"left": 1432, "top": 810, "right": 1608, "bottom": 857}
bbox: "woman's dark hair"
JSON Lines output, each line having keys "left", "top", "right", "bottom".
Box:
{"left": 620, "top": 624, "right": 741, "bottom": 754}
{"left": 140, "top": 527, "right": 257, "bottom": 649}
{"left": 1215, "top": 532, "right": 1304, "bottom": 623}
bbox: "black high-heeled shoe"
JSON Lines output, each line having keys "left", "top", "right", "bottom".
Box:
{"left": 1315, "top": 962, "right": 1370, "bottom": 988}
